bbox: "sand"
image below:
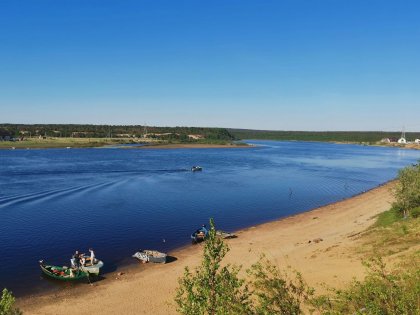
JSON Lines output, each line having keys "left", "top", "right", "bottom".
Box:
{"left": 18, "top": 181, "right": 395, "bottom": 315}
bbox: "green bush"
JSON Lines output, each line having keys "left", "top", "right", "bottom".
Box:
{"left": 411, "top": 206, "right": 420, "bottom": 218}
{"left": 310, "top": 257, "right": 420, "bottom": 315}
{"left": 0, "top": 289, "right": 22, "bottom": 315}
{"left": 247, "top": 257, "right": 313, "bottom": 314}
{"left": 393, "top": 164, "right": 420, "bottom": 218}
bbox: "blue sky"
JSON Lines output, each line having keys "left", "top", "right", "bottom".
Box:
{"left": 0, "top": 0, "right": 419, "bottom": 131}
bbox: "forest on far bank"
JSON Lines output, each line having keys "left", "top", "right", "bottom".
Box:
{"left": 0, "top": 124, "right": 234, "bottom": 141}
{"left": 228, "top": 129, "right": 420, "bottom": 143}
{"left": 2, "top": 124, "right": 420, "bottom": 143}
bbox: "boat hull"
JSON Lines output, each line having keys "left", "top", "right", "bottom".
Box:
{"left": 40, "top": 263, "right": 88, "bottom": 281}
{"left": 80, "top": 257, "right": 104, "bottom": 275}
{"left": 133, "top": 250, "right": 167, "bottom": 263}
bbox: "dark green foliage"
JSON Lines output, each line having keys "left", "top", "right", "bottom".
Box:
{"left": 0, "top": 289, "right": 22, "bottom": 315}
{"left": 0, "top": 124, "right": 234, "bottom": 141}
{"left": 175, "top": 219, "right": 251, "bottom": 315}
{"left": 310, "top": 257, "right": 420, "bottom": 315}
{"left": 229, "top": 129, "right": 420, "bottom": 143}
{"left": 411, "top": 206, "right": 420, "bottom": 218}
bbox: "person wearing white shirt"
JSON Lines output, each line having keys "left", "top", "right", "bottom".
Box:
{"left": 89, "top": 248, "right": 95, "bottom": 265}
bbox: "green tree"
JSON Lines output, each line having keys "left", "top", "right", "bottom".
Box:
{"left": 393, "top": 163, "right": 420, "bottom": 218}
{"left": 175, "top": 219, "right": 251, "bottom": 315}
{"left": 0, "top": 289, "right": 22, "bottom": 315}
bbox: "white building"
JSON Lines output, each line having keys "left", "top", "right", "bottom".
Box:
{"left": 398, "top": 137, "right": 407, "bottom": 144}
{"left": 415, "top": 139, "right": 420, "bottom": 144}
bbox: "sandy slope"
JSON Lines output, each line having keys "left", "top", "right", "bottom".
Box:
{"left": 18, "top": 182, "right": 395, "bottom": 315}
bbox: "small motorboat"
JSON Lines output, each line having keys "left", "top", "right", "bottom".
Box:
{"left": 216, "top": 230, "right": 236, "bottom": 239}
{"left": 39, "top": 260, "right": 89, "bottom": 281}
{"left": 191, "top": 166, "right": 202, "bottom": 172}
{"left": 191, "top": 225, "right": 208, "bottom": 243}
{"left": 80, "top": 256, "right": 104, "bottom": 275}
{"left": 132, "top": 250, "right": 167, "bottom": 264}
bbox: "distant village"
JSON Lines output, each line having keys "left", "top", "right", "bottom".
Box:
{"left": 381, "top": 131, "right": 420, "bottom": 145}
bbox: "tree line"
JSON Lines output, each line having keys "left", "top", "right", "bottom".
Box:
{"left": 0, "top": 124, "right": 234, "bottom": 141}
{"left": 229, "top": 129, "right": 420, "bottom": 143}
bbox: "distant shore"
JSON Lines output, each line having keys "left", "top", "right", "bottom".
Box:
{"left": 18, "top": 181, "right": 396, "bottom": 315}
{"left": 0, "top": 138, "right": 249, "bottom": 150}
{"left": 1, "top": 137, "right": 419, "bottom": 150}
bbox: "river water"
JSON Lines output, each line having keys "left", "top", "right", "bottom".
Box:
{"left": 1, "top": 140, "right": 419, "bottom": 295}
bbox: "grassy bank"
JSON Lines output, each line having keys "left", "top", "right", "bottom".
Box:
{"left": 0, "top": 137, "right": 244, "bottom": 149}
{"left": 0, "top": 137, "right": 135, "bottom": 149}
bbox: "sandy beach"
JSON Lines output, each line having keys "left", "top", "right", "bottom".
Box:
{"left": 18, "top": 181, "right": 395, "bottom": 315}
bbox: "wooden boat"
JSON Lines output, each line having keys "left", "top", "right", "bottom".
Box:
{"left": 39, "top": 260, "right": 88, "bottom": 281}
{"left": 216, "top": 230, "right": 236, "bottom": 239}
{"left": 191, "top": 166, "right": 202, "bottom": 172}
{"left": 191, "top": 229, "right": 207, "bottom": 243}
{"left": 132, "top": 250, "right": 167, "bottom": 263}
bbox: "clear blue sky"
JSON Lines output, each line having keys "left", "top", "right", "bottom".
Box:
{"left": 0, "top": 0, "right": 419, "bottom": 131}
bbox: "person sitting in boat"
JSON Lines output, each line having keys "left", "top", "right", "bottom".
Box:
{"left": 71, "top": 250, "right": 81, "bottom": 269}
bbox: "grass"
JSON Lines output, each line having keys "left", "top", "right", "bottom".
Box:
{"left": 358, "top": 210, "right": 420, "bottom": 259}
{"left": 0, "top": 137, "right": 243, "bottom": 149}
{"left": 0, "top": 137, "right": 152, "bottom": 149}
{"left": 373, "top": 207, "right": 402, "bottom": 228}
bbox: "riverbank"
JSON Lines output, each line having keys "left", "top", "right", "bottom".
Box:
{"left": 18, "top": 181, "right": 396, "bottom": 315}
{"left": 0, "top": 138, "right": 248, "bottom": 149}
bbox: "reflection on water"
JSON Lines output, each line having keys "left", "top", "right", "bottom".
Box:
{"left": 0, "top": 140, "right": 419, "bottom": 295}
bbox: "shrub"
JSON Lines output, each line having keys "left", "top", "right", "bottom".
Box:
{"left": 0, "top": 288, "right": 22, "bottom": 315}
{"left": 310, "top": 257, "right": 420, "bottom": 315}
{"left": 411, "top": 206, "right": 420, "bottom": 218}
{"left": 247, "top": 257, "right": 313, "bottom": 314}
{"left": 393, "top": 164, "right": 420, "bottom": 218}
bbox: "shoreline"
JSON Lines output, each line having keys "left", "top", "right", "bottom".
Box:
{"left": 18, "top": 180, "right": 396, "bottom": 314}
{"left": 0, "top": 142, "right": 250, "bottom": 150}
